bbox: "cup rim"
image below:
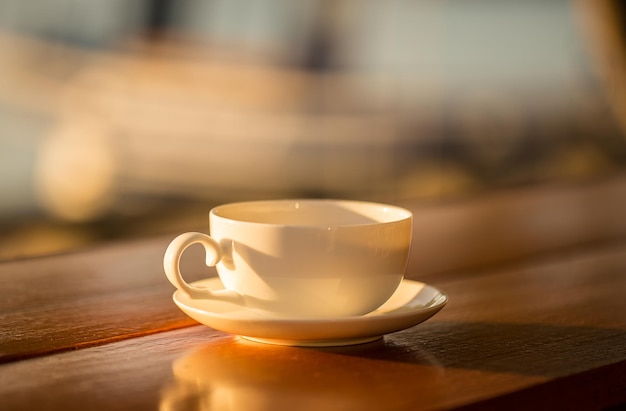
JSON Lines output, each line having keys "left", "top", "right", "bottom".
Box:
{"left": 210, "top": 198, "right": 412, "bottom": 228}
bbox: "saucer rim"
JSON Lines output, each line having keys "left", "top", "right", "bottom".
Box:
{"left": 172, "top": 278, "right": 447, "bottom": 346}
{"left": 173, "top": 277, "right": 447, "bottom": 323}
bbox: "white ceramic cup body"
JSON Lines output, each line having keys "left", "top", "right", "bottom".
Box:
{"left": 164, "top": 199, "right": 412, "bottom": 318}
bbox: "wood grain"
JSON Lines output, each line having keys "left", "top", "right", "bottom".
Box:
{"left": 432, "top": 243, "right": 626, "bottom": 329}
{"left": 1, "top": 323, "right": 624, "bottom": 411}
{"left": 0, "top": 326, "right": 546, "bottom": 411}
{"left": 1, "top": 186, "right": 626, "bottom": 409}
{"left": 1, "top": 239, "right": 625, "bottom": 408}
{"left": 0, "top": 236, "right": 209, "bottom": 362}
{"left": 2, "top": 187, "right": 626, "bottom": 366}
{"left": 403, "top": 173, "right": 626, "bottom": 277}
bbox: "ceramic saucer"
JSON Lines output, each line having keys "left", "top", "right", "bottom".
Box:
{"left": 173, "top": 278, "right": 447, "bottom": 347}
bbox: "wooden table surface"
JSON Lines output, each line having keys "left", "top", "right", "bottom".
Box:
{"left": 2, "top": 177, "right": 626, "bottom": 410}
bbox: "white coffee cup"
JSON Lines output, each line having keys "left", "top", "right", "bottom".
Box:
{"left": 164, "top": 199, "right": 412, "bottom": 318}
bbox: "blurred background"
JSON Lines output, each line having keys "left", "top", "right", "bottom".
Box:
{"left": 1, "top": 0, "right": 625, "bottom": 260}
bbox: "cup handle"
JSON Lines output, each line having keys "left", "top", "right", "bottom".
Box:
{"left": 164, "top": 232, "right": 242, "bottom": 303}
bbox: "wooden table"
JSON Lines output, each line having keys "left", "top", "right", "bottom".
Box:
{"left": 2, "top": 177, "right": 626, "bottom": 410}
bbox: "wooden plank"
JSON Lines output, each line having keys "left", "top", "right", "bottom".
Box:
{"left": 0, "top": 326, "right": 546, "bottom": 411}
{"left": 2, "top": 174, "right": 626, "bottom": 362}
{"left": 0, "top": 237, "right": 208, "bottom": 362}
{"left": 431, "top": 243, "right": 626, "bottom": 330}
{"left": 403, "top": 174, "right": 626, "bottom": 277}
{"left": 1, "top": 323, "right": 624, "bottom": 411}
{"left": 1, "top": 228, "right": 625, "bottom": 409}
{"left": 455, "top": 359, "right": 626, "bottom": 411}
{"left": 2, "top": 206, "right": 626, "bottom": 364}
{"left": 0, "top": 327, "right": 227, "bottom": 411}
